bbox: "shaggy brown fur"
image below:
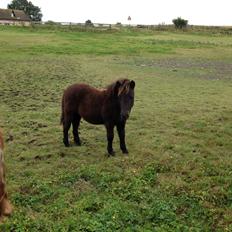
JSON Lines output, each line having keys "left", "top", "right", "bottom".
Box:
{"left": 0, "top": 131, "right": 12, "bottom": 220}
{"left": 61, "top": 79, "right": 135, "bottom": 155}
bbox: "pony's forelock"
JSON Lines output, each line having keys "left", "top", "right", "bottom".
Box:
{"left": 106, "top": 79, "right": 131, "bottom": 96}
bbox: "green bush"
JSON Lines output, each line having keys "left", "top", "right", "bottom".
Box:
{"left": 85, "top": 19, "right": 94, "bottom": 27}
{"left": 172, "top": 17, "right": 188, "bottom": 29}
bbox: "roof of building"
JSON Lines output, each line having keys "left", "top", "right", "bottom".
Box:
{"left": 0, "top": 9, "right": 31, "bottom": 21}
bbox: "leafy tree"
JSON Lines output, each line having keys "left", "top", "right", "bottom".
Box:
{"left": 172, "top": 17, "right": 188, "bottom": 29}
{"left": 8, "top": 0, "right": 42, "bottom": 21}
{"left": 85, "top": 19, "right": 93, "bottom": 27}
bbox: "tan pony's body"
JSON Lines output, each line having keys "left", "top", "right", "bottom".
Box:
{"left": 0, "top": 131, "right": 12, "bottom": 220}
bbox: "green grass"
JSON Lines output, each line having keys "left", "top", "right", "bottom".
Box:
{"left": 0, "top": 26, "right": 232, "bottom": 231}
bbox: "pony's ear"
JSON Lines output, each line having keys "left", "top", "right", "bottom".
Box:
{"left": 114, "top": 81, "right": 121, "bottom": 95}
{"left": 130, "top": 80, "right": 135, "bottom": 89}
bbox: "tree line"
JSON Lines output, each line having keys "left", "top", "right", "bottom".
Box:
{"left": 7, "top": 0, "right": 189, "bottom": 29}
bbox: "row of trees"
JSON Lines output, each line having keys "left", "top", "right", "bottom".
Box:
{"left": 85, "top": 18, "right": 188, "bottom": 29}
{"left": 7, "top": 0, "right": 189, "bottom": 28}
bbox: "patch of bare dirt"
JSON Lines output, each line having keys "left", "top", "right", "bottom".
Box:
{"left": 136, "top": 58, "right": 232, "bottom": 80}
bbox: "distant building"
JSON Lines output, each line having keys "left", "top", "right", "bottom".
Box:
{"left": 0, "top": 9, "right": 31, "bottom": 26}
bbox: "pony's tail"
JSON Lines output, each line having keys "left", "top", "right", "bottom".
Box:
{"left": 60, "top": 95, "right": 64, "bottom": 125}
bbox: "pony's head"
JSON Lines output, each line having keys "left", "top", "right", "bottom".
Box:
{"left": 114, "top": 79, "right": 135, "bottom": 121}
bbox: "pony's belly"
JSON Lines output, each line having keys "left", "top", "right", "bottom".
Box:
{"left": 83, "top": 116, "right": 104, "bottom": 125}
{"left": 79, "top": 104, "right": 104, "bottom": 125}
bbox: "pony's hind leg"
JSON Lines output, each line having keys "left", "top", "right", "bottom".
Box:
{"left": 105, "top": 123, "right": 115, "bottom": 156}
{"left": 63, "top": 117, "right": 72, "bottom": 147}
{"left": 72, "top": 115, "right": 81, "bottom": 146}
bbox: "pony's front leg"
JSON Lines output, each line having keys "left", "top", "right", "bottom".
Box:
{"left": 105, "top": 123, "right": 115, "bottom": 156}
{"left": 117, "top": 122, "right": 128, "bottom": 154}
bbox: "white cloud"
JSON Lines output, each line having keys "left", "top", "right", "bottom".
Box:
{"left": 0, "top": 0, "right": 231, "bottom": 25}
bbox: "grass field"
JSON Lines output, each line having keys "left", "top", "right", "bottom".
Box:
{"left": 0, "top": 26, "right": 232, "bottom": 231}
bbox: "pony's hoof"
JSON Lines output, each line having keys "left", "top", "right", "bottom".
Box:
{"left": 108, "top": 150, "right": 115, "bottom": 156}
{"left": 63, "top": 138, "right": 70, "bottom": 147}
{"left": 64, "top": 142, "right": 70, "bottom": 147}
{"left": 74, "top": 142, "right": 81, "bottom": 146}
{"left": 74, "top": 138, "right": 81, "bottom": 146}
{"left": 122, "top": 149, "right": 129, "bottom": 154}
{"left": 3, "top": 199, "right": 13, "bottom": 216}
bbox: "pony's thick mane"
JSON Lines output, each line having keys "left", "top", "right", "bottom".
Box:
{"left": 106, "top": 79, "right": 130, "bottom": 95}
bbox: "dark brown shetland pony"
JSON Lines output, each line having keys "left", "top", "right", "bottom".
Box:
{"left": 61, "top": 79, "right": 135, "bottom": 155}
{"left": 0, "top": 131, "right": 12, "bottom": 221}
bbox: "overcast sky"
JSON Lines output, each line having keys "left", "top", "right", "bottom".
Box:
{"left": 0, "top": 0, "right": 231, "bottom": 26}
